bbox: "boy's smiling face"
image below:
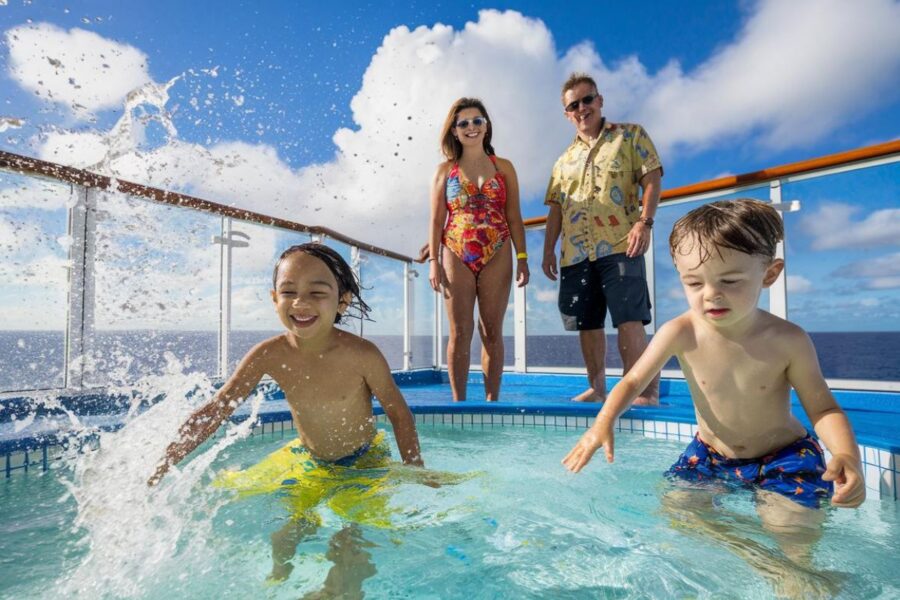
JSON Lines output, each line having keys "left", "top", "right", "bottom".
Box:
{"left": 674, "top": 239, "right": 784, "bottom": 329}
{"left": 271, "top": 252, "right": 350, "bottom": 341}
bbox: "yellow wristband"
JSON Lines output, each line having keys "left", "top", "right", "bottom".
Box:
{"left": 516, "top": 252, "right": 528, "bottom": 260}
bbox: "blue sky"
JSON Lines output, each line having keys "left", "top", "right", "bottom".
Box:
{"left": 1, "top": 0, "right": 899, "bottom": 336}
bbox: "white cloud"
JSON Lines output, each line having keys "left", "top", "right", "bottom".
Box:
{"left": 534, "top": 288, "right": 557, "bottom": 303}
{"left": 9, "top": 3, "right": 900, "bottom": 262}
{"left": 787, "top": 274, "right": 813, "bottom": 294}
{"left": 802, "top": 204, "right": 900, "bottom": 250}
{"left": 635, "top": 0, "right": 900, "bottom": 152}
{"left": 5, "top": 23, "right": 152, "bottom": 117}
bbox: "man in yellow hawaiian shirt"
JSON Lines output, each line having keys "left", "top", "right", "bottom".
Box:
{"left": 542, "top": 73, "right": 662, "bottom": 405}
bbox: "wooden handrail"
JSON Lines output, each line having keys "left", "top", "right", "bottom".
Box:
{"left": 4, "top": 138, "right": 899, "bottom": 243}
{"left": 0, "top": 150, "right": 415, "bottom": 263}
{"left": 523, "top": 139, "right": 900, "bottom": 227}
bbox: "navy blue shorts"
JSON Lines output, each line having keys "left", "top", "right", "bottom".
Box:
{"left": 558, "top": 253, "right": 651, "bottom": 331}
{"left": 668, "top": 434, "right": 833, "bottom": 509}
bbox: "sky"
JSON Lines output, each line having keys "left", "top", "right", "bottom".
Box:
{"left": 1, "top": 0, "right": 899, "bottom": 338}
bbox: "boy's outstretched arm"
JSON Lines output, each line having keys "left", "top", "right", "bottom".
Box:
{"left": 148, "top": 347, "right": 267, "bottom": 486}
{"left": 364, "top": 345, "right": 423, "bottom": 467}
{"left": 787, "top": 329, "right": 865, "bottom": 508}
{"left": 563, "top": 319, "right": 682, "bottom": 473}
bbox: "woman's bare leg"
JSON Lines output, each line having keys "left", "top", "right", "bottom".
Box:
{"left": 442, "top": 247, "right": 477, "bottom": 401}
{"left": 475, "top": 241, "right": 513, "bottom": 401}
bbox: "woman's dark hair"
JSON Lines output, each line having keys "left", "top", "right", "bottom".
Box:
{"left": 272, "top": 243, "right": 371, "bottom": 324}
{"left": 439, "top": 97, "right": 495, "bottom": 161}
{"left": 669, "top": 199, "right": 784, "bottom": 266}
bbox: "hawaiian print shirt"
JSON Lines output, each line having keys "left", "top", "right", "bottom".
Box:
{"left": 544, "top": 121, "right": 662, "bottom": 267}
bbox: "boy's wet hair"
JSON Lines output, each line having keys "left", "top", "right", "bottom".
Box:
{"left": 272, "top": 243, "right": 372, "bottom": 324}
{"left": 669, "top": 199, "right": 784, "bottom": 265}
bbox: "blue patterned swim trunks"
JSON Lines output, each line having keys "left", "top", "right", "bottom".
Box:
{"left": 667, "top": 433, "right": 833, "bottom": 509}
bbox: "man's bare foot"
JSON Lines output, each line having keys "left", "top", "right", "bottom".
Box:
{"left": 571, "top": 388, "right": 606, "bottom": 402}
{"left": 632, "top": 395, "right": 659, "bottom": 407}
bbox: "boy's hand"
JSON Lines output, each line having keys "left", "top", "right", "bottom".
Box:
{"left": 562, "top": 424, "right": 614, "bottom": 472}
{"left": 823, "top": 453, "right": 865, "bottom": 508}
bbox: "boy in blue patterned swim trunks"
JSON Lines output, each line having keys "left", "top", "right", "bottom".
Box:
{"left": 562, "top": 200, "right": 865, "bottom": 592}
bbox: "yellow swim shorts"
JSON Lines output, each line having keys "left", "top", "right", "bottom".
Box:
{"left": 214, "top": 431, "right": 394, "bottom": 528}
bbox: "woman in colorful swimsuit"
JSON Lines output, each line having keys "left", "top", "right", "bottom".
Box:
{"left": 428, "top": 98, "right": 529, "bottom": 402}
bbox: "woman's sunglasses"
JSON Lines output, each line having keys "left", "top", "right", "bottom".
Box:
{"left": 455, "top": 117, "right": 488, "bottom": 129}
{"left": 564, "top": 93, "right": 598, "bottom": 113}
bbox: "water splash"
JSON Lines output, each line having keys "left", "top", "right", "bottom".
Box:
{"left": 27, "top": 353, "right": 267, "bottom": 598}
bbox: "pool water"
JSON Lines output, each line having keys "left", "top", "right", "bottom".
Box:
{"left": 2, "top": 424, "right": 899, "bottom": 599}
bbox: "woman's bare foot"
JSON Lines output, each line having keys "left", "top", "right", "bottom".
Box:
{"left": 571, "top": 388, "right": 606, "bottom": 402}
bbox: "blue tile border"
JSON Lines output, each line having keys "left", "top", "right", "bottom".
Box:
{"left": 2, "top": 371, "right": 899, "bottom": 502}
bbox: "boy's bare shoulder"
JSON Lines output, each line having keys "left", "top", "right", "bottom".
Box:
{"left": 758, "top": 311, "right": 811, "bottom": 344}
{"left": 332, "top": 330, "right": 385, "bottom": 360}
{"left": 243, "top": 334, "right": 288, "bottom": 361}
{"left": 661, "top": 312, "right": 697, "bottom": 340}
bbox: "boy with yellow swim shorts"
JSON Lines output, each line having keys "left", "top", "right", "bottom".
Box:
{"left": 149, "top": 243, "right": 424, "bottom": 590}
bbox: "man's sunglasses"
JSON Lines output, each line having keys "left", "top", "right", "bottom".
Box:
{"left": 455, "top": 117, "right": 488, "bottom": 129}
{"left": 564, "top": 93, "right": 599, "bottom": 113}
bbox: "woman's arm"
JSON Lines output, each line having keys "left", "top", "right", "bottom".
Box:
{"left": 428, "top": 164, "right": 450, "bottom": 292}
{"left": 500, "top": 158, "right": 529, "bottom": 287}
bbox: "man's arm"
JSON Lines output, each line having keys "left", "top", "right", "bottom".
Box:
{"left": 148, "top": 345, "right": 267, "bottom": 485}
{"left": 626, "top": 167, "right": 661, "bottom": 258}
{"left": 562, "top": 317, "right": 683, "bottom": 472}
{"left": 542, "top": 203, "right": 562, "bottom": 280}
{"left": 787, "top": 328, "right": 865, "bottom": 507}
{"left": 364, "top": 344, "right": 423, "bottom": 466}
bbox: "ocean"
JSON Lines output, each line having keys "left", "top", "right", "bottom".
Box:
{"left": 1, "top": 330, "right": 898, "bottom": 393}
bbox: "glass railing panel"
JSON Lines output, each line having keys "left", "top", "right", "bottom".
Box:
{"left": 409, "top": 261, "right": 434, "bottom": 369}
{"left": 359, "top": 251, "right": 406, "bottom": 370}
{"left": 524, "top": 227, "right": 582, "bottom": 368}
{"left": 228, "top": 221, "right": 313, "bottom": 374}
{"left": 0, "top": 172, "right": 71, "bottom": 391}
{"left": 326, "top": 239, "right": 362, "bottom": 337}
{"left": 88, "top": 192, "right": 220, "bottom": 386}
{"left": 781, "top": 161, "right": 900, "bottom": 381}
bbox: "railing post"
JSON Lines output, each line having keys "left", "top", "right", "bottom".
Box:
{"left": 514, "top": 276, "right": 527, "bottom": 373}
{"left": 403, "top": 262, "right": 413, "bottom": 371}
{"left": 64, "top": 185, "right": 96, "bottom": 390}
{"left": 645, "top": 229, "right": 656, "bottom": 334}
{"left": 769, "top": 180, "right": 789, "bottom": 319}
{"left": 217, "top": 217, "right": 233, "bottom": 377}
{"left": 434, "top": 283, "right": 442, "bottom": 370}
{"left": 350, "top": 246, "right": 363, "bottom": 337}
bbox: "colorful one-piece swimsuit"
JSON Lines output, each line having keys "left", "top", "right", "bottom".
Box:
{"left": 442, "top": 155, "right": 511, "bottom": 275}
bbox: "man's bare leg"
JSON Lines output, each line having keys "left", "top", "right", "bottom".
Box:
{"left": 303, "top": 525, "right": 377, "bottom": 600}
{"left": 572, "top": 328, "right": 606, "bottom": 402}
{"left": 617, "top": 321, "right": 658, "bottom": 406}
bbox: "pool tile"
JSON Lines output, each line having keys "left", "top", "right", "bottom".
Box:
{"left": 865, "top": 465, "right": 880, "bottom": 491}
{"left": 864, "top": 446, "right": 878, "bottom": 465}
{"left": 878, "top": 450, "right": 893, "bottom": 470}
{"left": 880, "top": 470, "right": 895, "bottom": 500}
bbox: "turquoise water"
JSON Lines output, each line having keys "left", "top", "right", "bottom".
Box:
{"left": 2, "top": 424, "right": 899, "bottom": 599}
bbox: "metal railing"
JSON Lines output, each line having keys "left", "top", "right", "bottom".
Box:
{"left": 2, "top": 139, "right": 900, "bottom": 395}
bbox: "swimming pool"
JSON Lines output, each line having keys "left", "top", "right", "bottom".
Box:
{"left": 2, "top": 377, "right": 900, "bottom": 599}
